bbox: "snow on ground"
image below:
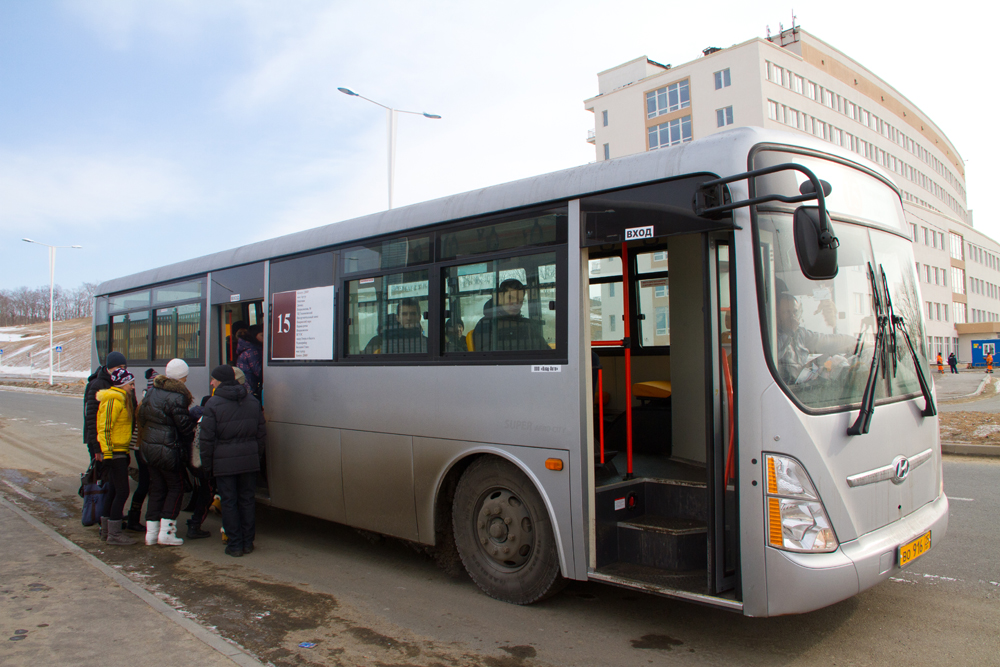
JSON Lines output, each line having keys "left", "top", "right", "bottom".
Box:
{"left": 0, "top": 365, "right": 90, "bottom": 379}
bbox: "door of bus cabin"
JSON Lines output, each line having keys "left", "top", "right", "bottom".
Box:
{"left": 208, "top": 263, "right": 267, "bottom": 487}
{"left": 588, "top": 232, "right": 738, "bottom": 597}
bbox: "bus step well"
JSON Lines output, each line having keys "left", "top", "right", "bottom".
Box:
{"left": 595, "top": 479, "right": 708, "bottom": 577}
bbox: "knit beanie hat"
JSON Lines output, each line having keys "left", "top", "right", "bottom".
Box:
{"left": 211, "top": 365, "right": 236, "bottom": 383}
{"left": 110, "top": 368, "right": 135, "bottom": 387}
{"left": 106, "top": 351, "right": 127, "bottom": 369}
{"left": 165, "top": 358, "right": 189, "bottom": 380}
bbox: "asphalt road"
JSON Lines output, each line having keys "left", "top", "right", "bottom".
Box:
{"left": 1, "top": 388, "right": 998, "bottom": 666}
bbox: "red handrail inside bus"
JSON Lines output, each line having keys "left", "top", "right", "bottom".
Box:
{"left": 621, "top": 242, "right": 633, "bottom": 478}
{"left": 722, "top": 347, "right": 735, "bottom": 486}
{"left": 598, "top": 368, "right": 605, "bottom": 464}
{"left": 591, "top": 340, "right": 624, "bottom": 347}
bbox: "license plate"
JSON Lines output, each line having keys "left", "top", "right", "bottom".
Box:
{"left": 898, "top": 530, "right": 931, "bottom": 568}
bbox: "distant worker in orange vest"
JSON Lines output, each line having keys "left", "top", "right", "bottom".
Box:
{"left": 936, "top": 353, "right": 944, "bottom": 374}
{"left": 987, "top": 353, "right": 994, "bottom": 374}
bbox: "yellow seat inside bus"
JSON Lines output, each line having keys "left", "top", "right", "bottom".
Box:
{"left": 633, "top": 380, "right": 671, "bottom": 399}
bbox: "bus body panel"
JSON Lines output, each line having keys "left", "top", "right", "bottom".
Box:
{"left": 260, "top": 362, "right": 586, "bottom": 578}
{"left": 759, "top": 384, "right": 943, "bottom": 544}
{"left": 764, "top": 491, "right": 947, "bottom": 616}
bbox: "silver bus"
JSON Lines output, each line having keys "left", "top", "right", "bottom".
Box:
{"left": 92, "top": 127, "right": 947, "bottom": 616}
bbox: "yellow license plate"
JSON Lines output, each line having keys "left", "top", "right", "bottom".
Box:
{"left": 898, "top": 531, "right": 931, "bottom": 568}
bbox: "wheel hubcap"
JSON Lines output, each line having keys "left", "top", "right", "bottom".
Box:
{"left": 476, "top": 488, "right": 533, "bottom": 569}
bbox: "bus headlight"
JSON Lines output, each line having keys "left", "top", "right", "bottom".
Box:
{"left": 765, "top": 454, "right": 838, "bottom": 553}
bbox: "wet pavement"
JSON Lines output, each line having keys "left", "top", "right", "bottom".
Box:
{"left": 0, "top": 497, "right": 261, "bottom": 667}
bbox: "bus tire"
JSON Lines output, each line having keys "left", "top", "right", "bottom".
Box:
{"left": 452, "top": 457, "right": 563, "bottom": 605}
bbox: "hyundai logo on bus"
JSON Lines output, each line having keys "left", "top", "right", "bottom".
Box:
{"left": 624, "top": 226, "right": 655, "bottom": 240}
{"left": 892, "top": 456, "right": 911, "bottom": 485}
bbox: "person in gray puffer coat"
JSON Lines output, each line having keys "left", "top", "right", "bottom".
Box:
{"left": 199, "top": 365, "right": 266, "bottom": 557}
{"left": 138, "top": 359, "right": 195, "bottom": 547}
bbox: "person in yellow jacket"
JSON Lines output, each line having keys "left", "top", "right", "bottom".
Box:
{"left": 97, "top": 368, "right": 137, "bottom": 546}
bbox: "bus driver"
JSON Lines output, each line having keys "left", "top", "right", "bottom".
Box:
{"left": 776, "top": 292, "right": 857, "bottom": 384}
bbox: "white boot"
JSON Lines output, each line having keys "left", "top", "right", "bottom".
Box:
{"left": 157, "top": 518, "right": 184, "bottom": 546}
{"left": 145, "top": 520, "right": 160, "bottom": 546}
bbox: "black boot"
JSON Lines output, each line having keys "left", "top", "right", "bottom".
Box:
{"left": 125, "top": 509, "right": 144, "bottom": 532}
{"left": 186, "top": 521, "right": 211, "bottom": 539}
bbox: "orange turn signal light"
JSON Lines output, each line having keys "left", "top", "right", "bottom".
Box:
{"left": 545, "top": 458, "right": 564, "bottom": 471}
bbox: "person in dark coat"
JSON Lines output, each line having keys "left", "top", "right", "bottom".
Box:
{"left": 199, "top": 365, "right": 266, "bottom": 557}
{"left": 84, "top": 351, "right": 127, "bottom": 464}
{"left": 948, "top": 352, "right": 959, "bottom": 374}
{"left": 236, "top": 325, "right": 264, "bottom": 402}
{"left": 137, "top": 358, "right": 195, "bottom": 547}
{"left": 471, "top": 279, "right": 548, "bottom": 352}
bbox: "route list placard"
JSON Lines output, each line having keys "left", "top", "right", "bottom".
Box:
{"left": 271, "top": 286, "right": 335, "bottom": 360}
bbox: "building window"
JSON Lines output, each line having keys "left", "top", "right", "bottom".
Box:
{"left": 716, "top": 106, "right": 734, "bottom": 127}
{"left": 646, "top": 80, "right": 690, "bottom": 119}
{"left": 654, "top": 285, "right": 666, "bottom": 298}
{"left": 603, "top": 143, "right": 610, "bottom": 160}
{"left": 714, "top": 68, "right": 731, "bottom": 89}
{"left": 648, "top": 116, "right": 692, "bottom": 150}
{"left": 911, "top": 224, "right": 917, "bottom": 242}
{"left": 655, "top": 306, "right": 668, "bottom": 336}
{"left": 602, "top": 110, "right": 608, "bottom": 127}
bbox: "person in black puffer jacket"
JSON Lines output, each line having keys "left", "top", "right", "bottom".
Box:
{"left": 138, "top": 359, "right": 195, "bottom": 547}
{"left": 199, "top": 365, "right": 266, "bottom": 557}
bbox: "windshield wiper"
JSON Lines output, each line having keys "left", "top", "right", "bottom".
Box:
{"left": 848, "top": 264, "right": 937, "bottom": 436}
{"left": 848, "top": 263, "right": 886, "bottom": 436}
{"left": 881, "top": 268, "right": 937, "bottom": 417}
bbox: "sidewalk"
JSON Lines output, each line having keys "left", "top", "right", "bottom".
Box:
{"left": 932, "top": 370, "right": 1000, "bottom": 456}
{"left": 0, "top": 497, "right": 264, "bottom": 667}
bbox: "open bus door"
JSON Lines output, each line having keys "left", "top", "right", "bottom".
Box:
{"left": 582, "top": 177, "right": 740, "bottom": 603}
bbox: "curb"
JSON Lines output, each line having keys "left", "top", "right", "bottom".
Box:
{"left": 941, "top": 442, "right": 1000, "bottom": 457}
{"left": 0, "top": 495, "right": 267, "bottom": 667}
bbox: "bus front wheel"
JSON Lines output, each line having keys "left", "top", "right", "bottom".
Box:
{"left": 452, "top": 457, "right": 563, "bottom": 604}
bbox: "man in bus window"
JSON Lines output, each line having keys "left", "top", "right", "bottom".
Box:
{"left": 776, "top": 292, "right": 856, "bottom": 384}
{"left": 472, "top": 279, "right": 548, "bottom": 352}
{"left": 364, "top": 298, "right": 427, "bottom": 354}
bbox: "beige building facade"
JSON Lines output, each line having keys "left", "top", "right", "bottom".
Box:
{"left": 584, "top": 26, "right": 998, "bottom": 364}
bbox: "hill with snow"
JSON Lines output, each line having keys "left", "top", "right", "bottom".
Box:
{"left": 0, "top": 318, "right": 93, "bottom": 379}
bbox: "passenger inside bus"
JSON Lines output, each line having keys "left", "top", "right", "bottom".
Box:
{"left": 471, "top": 279, "right": 548, "bottom": 352}
{"left": 445, "top": 317, "right": 467, "bottom": 352}
{"left": 364, "top": 298, "right": 428, "bottom": 354}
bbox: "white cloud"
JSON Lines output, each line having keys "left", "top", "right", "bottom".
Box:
{"left": 0, "top": 150, "right": 197, "bottom": 231}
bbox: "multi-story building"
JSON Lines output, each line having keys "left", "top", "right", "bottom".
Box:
{"left": 584, "top": 25, "right": 1000, "bottom": 363}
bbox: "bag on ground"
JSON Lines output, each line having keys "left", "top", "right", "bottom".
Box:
{"left": 79, "top": 462, "right": 109, "bottom": 527}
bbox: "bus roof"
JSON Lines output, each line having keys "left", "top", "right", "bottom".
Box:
{"left": 97, "top": 126, "right": 869, "bottom": 295}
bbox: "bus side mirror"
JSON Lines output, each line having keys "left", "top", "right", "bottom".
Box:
{"left": 793, "top": 206, "right": 838, "bottom": 280}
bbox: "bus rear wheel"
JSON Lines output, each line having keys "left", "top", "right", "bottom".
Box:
{"left": 452, "top": 457, "right": 562, "bottom": 604}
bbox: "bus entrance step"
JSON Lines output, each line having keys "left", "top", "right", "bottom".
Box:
{"left": 616, "top": 515, "right": 707, "bottom": 571}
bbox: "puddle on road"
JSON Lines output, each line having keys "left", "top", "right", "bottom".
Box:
{"left": 2, "top": 469, "right": 556, "bottom": 667}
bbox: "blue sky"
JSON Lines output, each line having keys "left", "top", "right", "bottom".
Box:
{"left": 1, "top": 1, "right": 997, "bottom": 291}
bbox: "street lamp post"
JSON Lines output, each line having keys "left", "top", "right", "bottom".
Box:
{"left": 22, "top": 239, "right": 82, "bottom": 385}
{"left": 338, "top": 87, "right": 441, "bottom": 209}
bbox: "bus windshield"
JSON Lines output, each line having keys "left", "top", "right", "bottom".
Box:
{"left": 755, "top": 156, "right": 928, "bottom": 410}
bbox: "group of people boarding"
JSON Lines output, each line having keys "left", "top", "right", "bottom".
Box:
{"left": 84, "top": 348, "right": 266, "bottom": 558}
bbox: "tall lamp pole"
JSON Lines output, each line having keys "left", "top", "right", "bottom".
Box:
{"left": 22, "top": 239, "right": 82, "bottom": 385}
{"left": 338, "top": 87, "right": 441, "bottom": 209}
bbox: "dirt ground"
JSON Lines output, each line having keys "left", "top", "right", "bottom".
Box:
{"left": 938, "top": 411, "right": 1000, "bottom": 444}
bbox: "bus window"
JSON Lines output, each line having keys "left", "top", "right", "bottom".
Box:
{"left": 588, "top": 256, "right": 623, "bottom": 342}
{"left": 635, "top": 251, "right": 669, "bottom": 347}
{"left": 444, "top": 252, "right": 557, "bottom": 353}
{"left": 347, "top": 270, "right": 429, "bottom": 355}
{"left": 154, "top": 303, "right": 202, "bottom": 361}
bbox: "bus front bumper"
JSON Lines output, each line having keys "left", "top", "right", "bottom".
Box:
{"left": 763, "top": 492, "right": 949, "bottom": 616}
